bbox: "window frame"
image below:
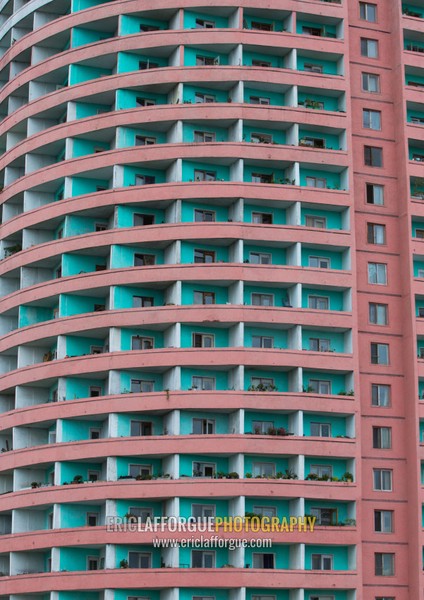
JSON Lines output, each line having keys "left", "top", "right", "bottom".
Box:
{"left": 364, "top": 145, "right": 383, "bottom": 167}
{"left": 369, "top": 302, "right": 388, "bottom": 325}
{"left": 373, "top": 468, "right": 393, "bottom": 491}
{"left": 371, "top": 383, "right": 391, "bottom": 407}
{"left": 361, "top": 37, "right": 379, "bottom": 58}
{"left": 359, "top": 2, "right": 378, "bottom": 22}
{"left": 370, "top": 342, "right": 389, "bottom": 365}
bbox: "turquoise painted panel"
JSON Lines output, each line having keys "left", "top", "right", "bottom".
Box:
{"left": 179, "top": 454, "right": 229, "bottom": 476}
{"left": 305, "top": 545, "right": 349, "bottom": 570}
{"left": 61, "top": 419, "right": 103, "bottom": 442}
{"left": 244, "top": 369, "right": 288, "bottom": 391}
{"left": 414, "top": 260, "right": 424, "bottom": 276}
{"left": 75, "top": 102, "right": 111, "bottom": 119}
{"left": 418, "top": 381, "right": 424, "bottom": 398}
{"left": 72, "top": 138, "right": 110, "bottom": 157}
{"left": 59, "top": 593, "right": 100, "bottom": 600}
{"left": 18, "top": 306, "right": 53, "bottom": 328}
{"left": 243, "top": 164, "right": 288, "bottom": 183}
{"left": 183, "top": 10, "right": 228, "bottom": 28}
{"left": 184, "top": 46, "right": 228, "bottom": 66}
{"left": 302, "top": 329, "right": 345, "bottom": 352}
{"left": 179, "top": 545, "right": 228, "bottom": 568}
{"left": 180, "top": 368, "right": 228, "bottom": 390}
{"left": 407, "top": 109, "right": 424, "bottom": 123}
{"left": 113, "top": 286, "right": 164, "bottom": 309}
{"left": 182, "top": 283, "right": 228, "bottom": 304}
{"left": 60, "top": 294, "right": 106, "bottom": 317}
{"left": 243, "top": 285, "right": 290, "bottom": 307}
{"left": 247, "top": 590, "right": 289, "bottom": 600}
{"left": 244, "top": 544, "right": 290, "bottom": 569}
{"left": 244, "top": 411, "right": 289, "bottom": 433}
{"left": 117, "top": 52, "right": 168, "bottom": 74}
{"left": 180, "top": 201, "right": 229, "bottom": 222}
{"left": 60, "top": 546, "right": 100, "bottom": 571}
{"left": 63, "top": 215, "right": 108, "bottom": 236}
{"left": 244, "top": 87, "right": 285, "bottom": 106}
{"left": 110, "top": 245, "right": 164, "bottom": 268}
{"left": 180, "top": 325, "right": 229, "bottom": 348}
{"left": 65, "top": 378, "right": 105, "bottom": 400}
{"left": 302, "top": 371, "right": 347, "bottom": 394}
{"left": 244, "top": 204, "right": 286, "bottom": 224}
{"left": 299, "top": 168, "right": 341, "bottom": 189}
{"left": 244, "top": 498, "right": 290, "bottom": 518}
{"left": 304, "top": 500, "right": 348, "bottom": 522}
{"left": 115, "top": 89, "right": 167, "bottom": 110}
{"left": 71, "top": 0, "right": 112, "bottom": 11}
{"left": 244, "top": 326, "right": 287, "bottom": 348}
{"left": 120, "top": 14, "right": 167, "bottom": 35}
{"left": 243, "top": 125, "right": 286, "bottom": 145}
{"left": 244, "top": 455, "right": 289, "bottom": 476}
{"left": 183, "top": 85, "right": 229, "bottom": 104}
{"left": 62, "top": 253, "right": 106, "bottom": 277}
{"left": 302, "top": 288, "right": 344, "bottom": 311}
{"left": 403, "top": 3, "right": 424, "bottom": 17}
{"left": 115, "top": 500, "right": 163, "bottom": 518}
{"left": 60, "top": 503, "right": 101, "bottom": 528}
{"left": 180, "top": 241, "right": 229, "bottom": 263}
{"left": 301, "top": 248, "right": 343, "bottom": 270}
{"left": 243, "top": 244, "right": 286, "bottom": 265}
{"left": 243, "top": 50, "right": 283, "bottom": 68}
{"left": 119, "top": 371, "right": 163, "bottom": 393}
{"left": 304, "top": 458, "right": 348, "bottom": 479}
{"left": 116, "top": 205, "right": 164, "bottom": 227}
{"left": 243, "top": 15, "right": 285, "bottom": 31}
{"left": 296, "top": 20, "right": 337, "bottom": 37}
{"left": 71, "top": 27, "right": 114, "bottom": 48}
{"left": 116, "top": 457, "right": 162, "bottom": 478}
{"left": 179, "top": 498, "right": 229, "bottom": 519}
{"left": 123, "top": 166, "right": 166, "bottom": 187}
{"left": 117, "top": 127, "right": 167, "bottom": 148}
{"left": 116, "top": 413, "right": 164, "bottom": 436}
{"left": 180, "top": 411, "right": 229, "bottom": 435}
{"left": 183, "top": 122, "right": 228, "bottom": 143}
{"left": 298, "top": 128, "right": 340, "bottom": 149}
{"left": 69, "top": 64, "right": 111, "bottom": 85}
{"left": 115, "top": 591, "right": 160, "bottom": 600}
{"left": 120, "top": 328, "right": 164, "bottom": 351}
{"left": 419, "top": 421, "right": 424, "bottom": 443}
{"left": 297, "top": 55, "right": 338, "bottom": 75}
{"left": 298, "top": 92, "right": 339, "bottom": 111}
{"left": 303, "top": 413, "right": 346, "bottom": 436}
{"left": 182, "top": 160, "right": 230, "bottom": 182}
{"left": 301, "top": 207, "right": 342, "bottom": 229}
{"left": 115, "top": 545, "right": 161, "bottom": 568}
{"left": 60, "top": 461, "right": 103, "bottom": 484}
{"left": 71, "top": 176, "right": 109, "bottom": 196}
{"left": 65, "top": 335, "right": 106, "bottom": 356}
{"left": 405, "top": 73, "right": 424, "bottom": 86}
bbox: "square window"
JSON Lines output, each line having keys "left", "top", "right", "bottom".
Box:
{"left": 252, "top": 212, "right": 273, "bottom": 224}
{"left": 252, "top": 293, "right": 274, "bottom": 306}
{"left": 360, "top": 2, "right": 377, "bottom": 22}
{"left": 252, "top": 553, "right": 275, "bottom": 568}
{"left": 311, "top": 553, "right": 333, "bottom": 570}
{"left": 370, "top": 342, "right": 389, "bottom": 365}
{"left": 374, "top": 510, "right": 393, "bottom": 533}
{"left": 361, "top": 38, "right": 379, "bottom": 58}
{"left": 191, "top": 551, "right": 215, "bottom": 568}
{"left": 366, "top": 183, "right": 384, "bottom": 205}
{"left": 367, "top": 223, "right": 386, "bottom": 244}
{"left": 364, "top": 145, "right": 383, "bottom": 167}
{"left": 368, "top": 262, "right": 387, "bottom": 284}
{"left": 373, "top": 426, "right": 392, "bottom": 449}
{"left": 194, "top": 209, "right": 216, "bottom": 222}
{"left": 369, "top": 303, "right": 388, "bottom": 325}
{"left": 252, "top": 335, "right": 274, "bottom": 348}
{"left": 371, "top": 384, "right": 391, "bottom": 407}
{"left": 373, "top": 468, "right": 392, "bottom": 491}
{"left": 363, "top": 109, "right": 381, "bottom": 130}
{"left": 305, "top": 215, "right": 327, "bottom": 228}
{"left": 194, "top": 290, "right": 215, "bottom": 305}
{"left": 308, "top": 256, "right": 330, "bottom": 269}
{"left": 308, "top": 295, "right": 329, "bottom": 310}
{"left": 362, "top": 72, "right": 380, "bottom": 93}
{"left": 375, "top": 553, "right": 395, "bottom": 576}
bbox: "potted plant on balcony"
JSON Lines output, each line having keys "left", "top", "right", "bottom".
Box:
{"left": 119, "top": 559, "right": 129, "bottom": 569}
{"left": 72, "top": 475, "right": 84, "bottom": 484}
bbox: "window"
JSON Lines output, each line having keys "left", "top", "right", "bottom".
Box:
{"left": 311, "top": 554, "right": 333, "bottom": 570}
{"left": 129, "top": 507, "right": 153, "bottom": 523}
{"left": 371, "top": 342, "right": 389, "bottom": 365}
{"left": 191, "top": 504, "right": 216, "bottom": 519}
{"left": 135, "top": 135, "right": 156, "bottom": 146}
{"left": 366, "top": 183, "right": 384, "bottom": 205}
{"left": 252, "top": 172, "right": 273, "bottom": 184}
{"left": 252, "top": 293, "right": 274, "bottom": 306}
{"left": 195, "top": 18, "right": 215, "bottom": 28}
{"left": 373, "top": 468, "right": 392, "bottom": 491}
{"left": 360, "top": 2, "right": 377, "bottom": 22}
{"left": 130, "top": 420, "right": 153, "bottom": 436}
{"left": 367, "top": 223, "right": 386, "bottom": 244}
{"left": 90, "top": 428, "right": 101, "bottom": 439}
{"left": 193, "top": 333, "right": 215, "bottom": 348}
{"left": 253, "top": 505, "right": 277, "bottom": 518}
{"left": 419, "top": 307, "right": 424, "bottom": 318}
{"left": 249, "top": 252, "right": 272, "bottom": 264}
{"left": 308, "top": 296, "right": 329, "bottom": 310}
{"left": 87, "top": 557, "right": 99, "bottom": 571}
{"left": 375, "top": 598, "right": 394, "bottom": 600}
{"left": 369, "top": 303, "right": 388, "bottom": 325}
{"left": 95, "top": 223, "right": 107, "bottom": 232}
{"left": 87, "top": 513, "right": 99, "bottom": 527}
{"left": 416, "top": 229, "right": 424, "bottom": 238}
{"left": 371, "top": 384, "right": 391, "bottom": 407}
{"left": 310, "top": 422, "right": 331, "bottom": 437}
{"left": 301, "top": 137, "right": 325, "bottom": 149}
{"left": 306, "top": 176, "right": 327, "bottom": 188}
{"left": 251, "top": 132, "right": 273, "bottom": 144}
{"left": 304, "top": 64, "right": 323, "bottom": 73}
{"left": 250, "top": 96, "right": 270, "bottom": 105}
{"left": 374, "top": 510, "right": 393, "bottom": 532}
{"left": 134, "top": 253, "right": 155, "bottom": 266}
{"left": 368, "top": 262, "right": 387, "bottom": 284}
{"left": 251, "top": 420, "right": 274, "bottom": 435}
{"left": 89, "top": 386, "right": 102, "bottom": 397}
{"left": 302, "top": 26, "right": 323, "bottom": 36}
{"left": 252, "top": 553, "right": 275, "bottom": 568}
{"left": 310, "top": 464, "right": 333, "bottom": 478}
{"left": 192, "top": 418, "right": 215, "bottom": 434}
{"left": 191, "top": 550, "right": 215, "bottom": 568}
{"left": 192, "top": 376, "right": 215, "bottom": 390}
{"left": 88, "top": 470, "right": 100, "bottom": 482}
{"left": 364, "top": 145, "right": 383, "bottom": 167}
{"left": 309, "top": 380, "right": 331, "bottom": 394}
{"left": 192, "top": 462, "right": 216, "bottom": 478}
{"left": 195, "top": 93, "right": 216, "bottom": 103}
{"left": 373, "top": 426, "right": 392, "bottom": 449}
{"left": 363, "top": 109, "right": 381, "bottom": 130}
{"left": 139, "top": 60, "right": 159, "bottom": 70}
{"left": 310, "top": 507, "right": 337, "bottom": 525}
{"left": 194, "top": 209, "right": 215, "bottom": 222}
{"left": 305, "top": 215, "right": 327, "bottom": 229}
{"left": 411, "top": 116, "right": 424, "bottom": 125}
{"left": 134, "top": 213, "right": 155, "bottom": 226}
{"left": 361, "top": 38, "right": 379, "bottom": 58}
{"left": 252, "top": 212, "right": 273, "bottom": 224}
{"left": 362, "top": 73, "right": 380, "bottom": 94}
{"left": 194, "top": 170, "right": 217, "bottom": 181}
{"left": 251, "top": 377, "right": 275, "bottom": 390}
{"left": 140, "top": 24, "right": 160, "bottom": 32}
{"left": 252, "top": 59, "right": 271, "bottom": 68}
{"left": 194, "top": 249, "right": 216, "bottom": 263}
{"left": 375, "top": 553, "right": 394, "bottom": 576}
{"left": 93, "top": 304, "right": 106, "bottom": 312}
{"left": 135, "top": 174, "right": 155, "bottom": 185}
{"left": 308, "top": 256, "right": 330, "bottom": 269}
{"left": 130, "top": 379, "right": 154, "bottom": 393}
{"left": 194, "top": 290, "right": 215, "bottom": 304}
{"left": 196, "top": 55, "right": 219, "bottom": 66}
{"left": 129, "top": 464, "right": 152, "bottom": 478}
{"left": 194, "top": 131, "right": 216, "bottom": 143}
{"left": 128, "top": 552, "right": 152, "bottom": 568}
{"left": 136, "top": 97, "right": 156, "bottom": 107}
{"left": 251, "top": 21, "right": 274, "bottom": 31}
{"left": 133, "top": 296, "right": 154, "bottom": 308}
{"left": 309, "top": 338, "right": 331, "bottom": 352}
{"left": 252, "top": 335, "right": 274, "bottom": 348}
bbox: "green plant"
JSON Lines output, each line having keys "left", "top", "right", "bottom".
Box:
{"left": 245, "top": 472, "right": 252, "bottom": 478}
{"left": 119, "top": 559, "right": 129, "bottom": 569}
{"left": 341, "top": 472, "right": 354, "bottom": 482}
{"left": 31, "top": 481, "right": 40, "bottom": 488}
{"left": 305, "top": 473, "right": 319, "bottom": 481}
{"left": 227, "top": 472, "right": 239, "bottom": 479}
{"left": 72, "top": 475, "right": 84, "bottom": 484}
{"left": 283, "top": 469, "right": 298, "bottom": 480}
